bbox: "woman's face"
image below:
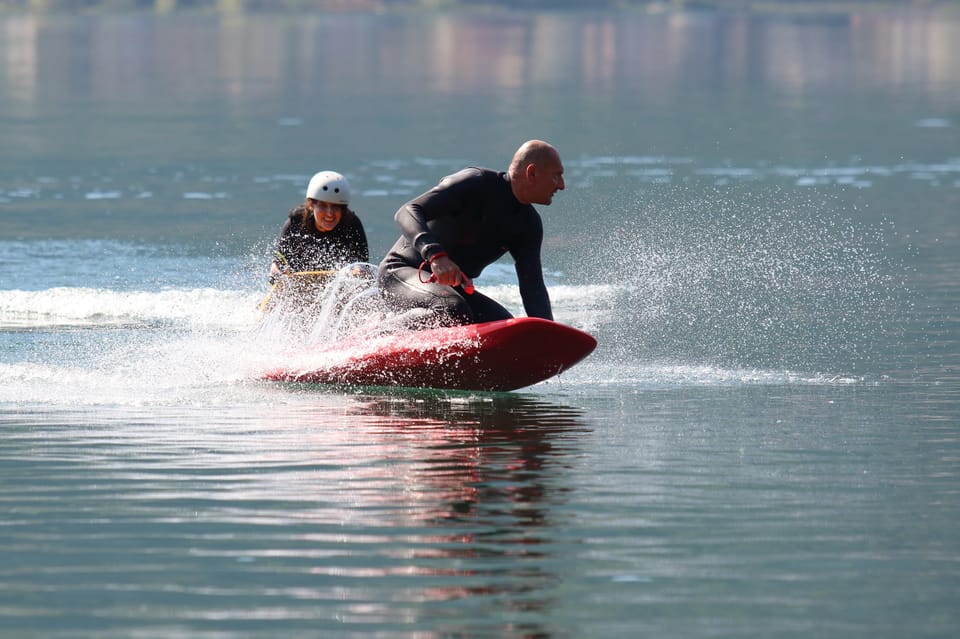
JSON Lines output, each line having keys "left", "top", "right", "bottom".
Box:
{"left": 311, "top": 200, "right": 343, "bottom": 232}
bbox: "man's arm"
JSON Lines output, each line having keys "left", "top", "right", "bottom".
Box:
{"left": 513, "top": 216, "right": 553, "bottom": 320}
{"left": 394, "top": 168, "right": 482, "bottom": 261}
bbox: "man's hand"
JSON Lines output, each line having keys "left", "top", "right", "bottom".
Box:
{"left": 430, "top": 255, "right": 474, "bottom": 294}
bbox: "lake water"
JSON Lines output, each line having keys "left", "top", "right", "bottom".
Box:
{"left": 1, "top": 7, "right": 959, "bottom": 638}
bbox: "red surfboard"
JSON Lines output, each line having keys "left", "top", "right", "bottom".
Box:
{"left": 261, "top": 317, "right": 597, "bottom": 391}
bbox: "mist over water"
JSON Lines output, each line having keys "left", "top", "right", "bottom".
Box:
{"left": 572, "top": 183, "right": 904, "bottom": 375}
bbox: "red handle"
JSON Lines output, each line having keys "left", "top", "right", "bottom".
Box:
{"left": 431, "top": 273, "right": 473, "bottom": 295}
{"left": 419, "top": 259, "right": 474, "bottom": 295}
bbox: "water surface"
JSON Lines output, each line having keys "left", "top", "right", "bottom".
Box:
{"left": 1, "top": 7, "right": 958, "bottom": 638}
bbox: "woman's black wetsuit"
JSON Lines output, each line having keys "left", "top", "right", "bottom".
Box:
{"left": 377, "top": 167, "right": 553, "bottom": 325}
{"left": 273, "top": 206, "right": 368, "bottom": 274}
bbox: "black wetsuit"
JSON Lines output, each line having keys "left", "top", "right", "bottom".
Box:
{"left": 378, "top": 167, "right": 553, "bottom": 325}
{"left": 273, "top": 206, "right": 368, "bottom": 274}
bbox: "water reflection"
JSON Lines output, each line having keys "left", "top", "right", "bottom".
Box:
{"left": 348, "top": 391, "right": 587, "bottom": 518}
{"left": 271, "top": 391, "right": 591, "bottom": 621}
{"left": 1, "top": 11, "right": 957, "bottom": 105}
{"left": 2, "top": 394, "right": 591, "bottom": 634}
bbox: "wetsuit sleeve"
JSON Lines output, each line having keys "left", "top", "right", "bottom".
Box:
{"left": 513, "top": 224, "right": 553, "bottom": 321}
{"left": 272, "top": 217, "right": 295, "bottom": 271}
{"left": 348, "top": 217, "right": 369, "bottom": 263}
{"left": 394, "top": 168, "right": 482, "bottom": 261}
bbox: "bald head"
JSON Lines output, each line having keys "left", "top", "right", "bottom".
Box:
{"left": 508, "top": 140, "right": 565, "bottom": 205}
{"left": 508, "top": 140, "right": 560, "bottom": 178}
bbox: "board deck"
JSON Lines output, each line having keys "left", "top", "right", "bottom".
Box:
{"left": 261, "top": 317, "right": 597, "bottom": 391}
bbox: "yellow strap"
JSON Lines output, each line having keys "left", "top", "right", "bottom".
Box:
{"left": 288, "top": 270, "right": 337, "bottom": 278}
{"left": 257, "top": 270, "right": 337, "bottom": 312}
{"left": 257, "top": 285, "right": 278, "bottom": 312}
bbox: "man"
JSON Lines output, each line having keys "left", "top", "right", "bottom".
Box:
{"left": 378, "top": 140, "right": 565, "bottom": 326}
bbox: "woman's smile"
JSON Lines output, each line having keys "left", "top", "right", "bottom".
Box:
{"left": 313, "top": 203, "right": 343, "bottom": 232}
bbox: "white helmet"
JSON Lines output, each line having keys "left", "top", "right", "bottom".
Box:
{"left": 306, "top": 170, "right": 350, "bottom": 205}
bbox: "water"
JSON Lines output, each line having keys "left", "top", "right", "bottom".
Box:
{"left": 2, "top": 7, "right": 959, "bottom": 638}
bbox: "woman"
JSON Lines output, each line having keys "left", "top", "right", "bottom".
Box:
{"left": 270, "top": 170, "right": 369, "bottom": 282}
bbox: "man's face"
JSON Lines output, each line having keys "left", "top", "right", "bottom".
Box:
{"left": 529, "top": 156, "right": 565, "bottom": 205}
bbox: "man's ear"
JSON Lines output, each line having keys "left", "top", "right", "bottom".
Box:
{"left": 524, "top": 163, "right": 537, "bottom": 180}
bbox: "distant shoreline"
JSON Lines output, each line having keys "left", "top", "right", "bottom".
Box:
{"left": 0, "top": 0, "right": 957, "bottom": 16}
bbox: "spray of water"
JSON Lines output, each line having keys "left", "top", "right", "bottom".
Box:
{"left": 565, "top": 184, "right": 903, "bottom": 376}
{"left": 2, "top": 201, "right": 901, "bottom": 408}
{"left": 254, "top": 263, "right": 386, "bottom": 345}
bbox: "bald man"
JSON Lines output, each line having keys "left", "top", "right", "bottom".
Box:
{"left": 378, "top": 140, "right": 565, "bottom": 326}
